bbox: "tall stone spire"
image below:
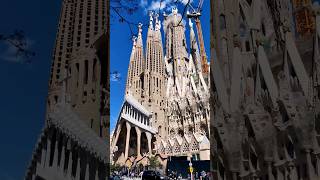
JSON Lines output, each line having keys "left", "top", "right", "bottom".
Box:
{"left": 136, "top": 23, "right": 143, "bottom": 47}
{"left": 143, "top": 11, "right": 166, "bottom": 138}
{"left": 163, "top": 7, "right": 188, "bottom": 86}
{"left": 125, "top": 36, "right": 137, "bottom": 94}
{"left": 125, "top": 24, "right": 145, "bottom": 101}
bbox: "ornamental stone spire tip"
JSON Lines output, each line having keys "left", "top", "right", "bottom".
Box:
{"left": 172, "top": 7, "right": 178, "bottom": 14}
{"left": 149, "top": 11, "right": 154, "bottom": 29}
{"left": 138, "top": 23, "right": 143, "bottom": 34}
{"left": 136, "top": 23, "right": 143, "bottom": 46}
{"left": 155, "top": 13, "right": 161, "bottom": 31}
{"left": 132, "top": 36, "right": 137, "bottom": 46}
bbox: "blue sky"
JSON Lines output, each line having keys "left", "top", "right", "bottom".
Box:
{"left": 0, "top": 1, "right": 60, "bottom": 179}
{"left": 110, "top": 0, "right": 211, "bottom": 132}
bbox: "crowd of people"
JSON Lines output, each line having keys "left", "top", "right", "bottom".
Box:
{"left": 110, "top": 167, "right": 211, "bottom": 180}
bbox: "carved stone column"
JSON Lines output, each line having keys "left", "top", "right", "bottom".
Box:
{"left": 41, "top": 141, "right": 46, "bottom": 167}
{"left": 317, "top": 155, "right": 320, "bottom": 177}
{"left": 306, "top": 149, "right": 316, "bottom": 179}
{"left": 67, "top": 141, "right": 73, "bottom": 176}
{"left": 112, "top": 123, "right": 122, "bottom": 151}
{"left": 45, "top": 138, "right": 51, "bottom": 167}
{"left": 85, "top": 162, "right": 90, "bottom": 180}
{"left": 60, "top": 144, "right": 65, "bottom": 171}
{"left": 95, "top": 169, "right": 99, "bottom": 180}
{"left": 124, "top": 122, "right": 131, "bottom": 160}
{"left": 146, "top": 132, "right": 152, "bottom": 155}
{"left": 267, "top": 161, "right": 275, "bottom": 180}
{"left": 53, "top": 139, "right": 59, "bottom": 169}
{"left": 135, "top": 127, "right": 142, "bottom": 158}
{"left": 75, "top": 157, "right": 81, "bottom": 180}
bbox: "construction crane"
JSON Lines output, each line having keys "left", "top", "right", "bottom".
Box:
{"left": 186, "top": 0, "right": 209, "bottom": 76}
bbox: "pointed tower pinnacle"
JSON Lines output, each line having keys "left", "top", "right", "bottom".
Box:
{"left": 154, "top": 13, "right": 162, "bottom": 41}
{"left": 172, "top": 7, "right": 178, "bottom": 15}
{"left": 125, "top": 36, "right": 137, "bottom": 94}
{"left": 155, "top": 13, "right": 161, "bottom": 31}
{"left": 149, "top": 11, "right": 154, "bottom": 30}
{"left": 136, "top": 23, "right": 143, "bottom": 47}
{"left": 143, "top": 11, "right": 166, "bottom": 139}
{"left": 125, "top": 23, "right": 145, "bottom": 100}
{"left": 130, "top": 36, "right": 137, "bottom": 61}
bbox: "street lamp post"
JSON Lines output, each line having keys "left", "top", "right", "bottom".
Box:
{"left": 189, "top": 161, "right": 193, "bottom": 180}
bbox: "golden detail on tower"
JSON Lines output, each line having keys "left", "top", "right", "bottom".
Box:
{"left": 293, "top": 0, "right": 315, "bottom": 36}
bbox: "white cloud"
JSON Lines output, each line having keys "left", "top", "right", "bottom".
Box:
{"left": 140, "top": 0, "right": 194, "bottom": 12}
{"left": 149, "top": 0, "right": 167, "bottom": 10}
{"left": 180, "top": 0, "right": 193, "bottom": 5}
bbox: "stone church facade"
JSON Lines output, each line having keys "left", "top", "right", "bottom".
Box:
{"left": 211, "top": 0, "right": 320, "bottom": 179}
{"left": 111, "top": 8, "right": 210, "bottom": 168}
{"left": 25, "top": 0, "right": 109, "bottom": 179}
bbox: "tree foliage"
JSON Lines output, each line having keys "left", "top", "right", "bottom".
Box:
{"left": 149, "top": 156, "right": 161, "bottom": 169}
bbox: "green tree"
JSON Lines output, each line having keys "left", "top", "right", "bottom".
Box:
{"left": 110, "top": 163, "right": 122, "bottom": 172}
{"left": 149, "top": 156, "right": 161, "bottom": 170}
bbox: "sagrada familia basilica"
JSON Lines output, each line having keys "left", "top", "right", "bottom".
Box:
{"left": 110, "top": 7, "right": 210, "bottom": 168}
{"left": 211, "top": 0, "right": 320, "bottom": 179}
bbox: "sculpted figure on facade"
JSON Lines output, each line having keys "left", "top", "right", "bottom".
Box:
{"left": 211, "top": 0, "right": 320, "bottom": 179}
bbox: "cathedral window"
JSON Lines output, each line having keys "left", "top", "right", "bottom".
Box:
{"left": 219, "top": 14, "right": 226, "bottom": 30}
{"left": 182, "top": 142, "right": 189, "bottom": 153}
{"left": 157, "top": 78, "right": 159, "bottom": 88}
{"left": 191, "top": 140, "right": 199, "bottom": 151}
{"left": 76, "top": 63, "right": 79, "bottom": 87}
{"left": 84, "top": 60, "right": 89, "bottom": 84}
{"left": 158, "top": 126, "right": 162, "bottom": 136}
{"left": 174, "top": 143, "right": 181, "bottom": 154}
{"left": 166, "top": 144, "right": 172, "bottom": 154}
{"left": 245, "top": 41, "right": 251, "bottom": 52}
{"left": 54, "top": 96, "right": 58, "bottom": 104}
{"left": 262, "top": 23, "right": 266, "bottom": 36}
{"left": 92, "top": 58, "right": 97, "bottom": 81}
{"left": 90, "top": 119, "right": 94, "bottom": 128}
